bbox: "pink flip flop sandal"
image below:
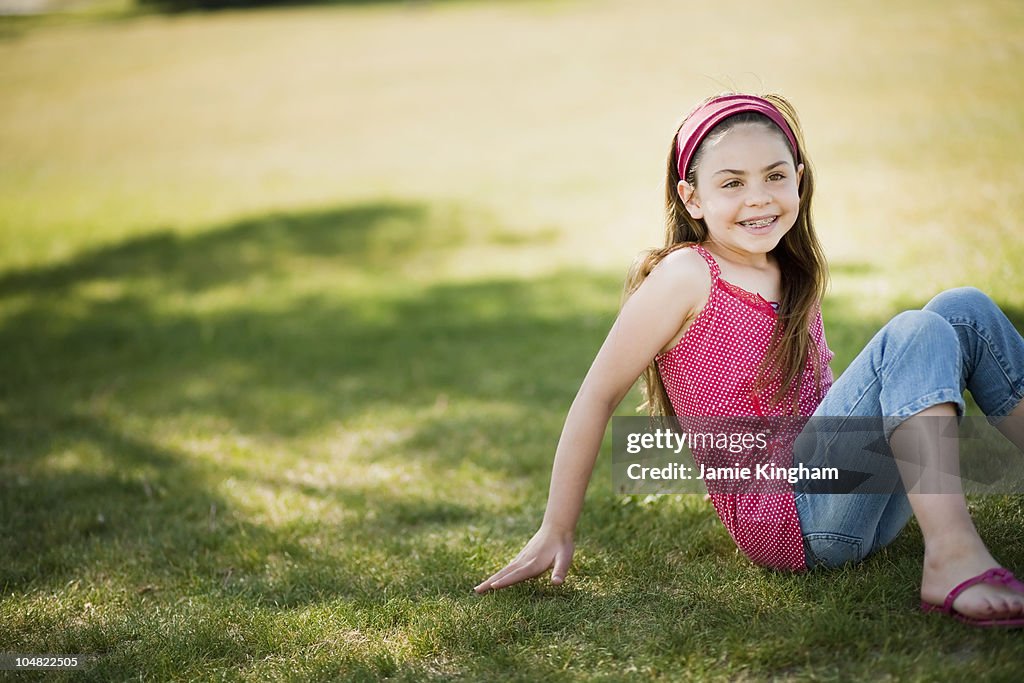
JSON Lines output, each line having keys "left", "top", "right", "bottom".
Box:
{"left": 920, "top": 567, "right": 1024, "bottom": 627}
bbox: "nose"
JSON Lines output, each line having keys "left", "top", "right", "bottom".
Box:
{"left": 745, "top": 184, "right": 772, "bottom": 207}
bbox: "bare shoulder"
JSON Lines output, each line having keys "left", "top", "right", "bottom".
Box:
{"left": 635, "top": 246, "right": 712, "bottom": 354}
{"left": 643, "top": 246, "right": 712, "bottom": 302}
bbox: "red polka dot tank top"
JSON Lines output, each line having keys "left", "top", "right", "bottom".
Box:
{"left": 655, "top": 244, "right": 834, "bottom": 571}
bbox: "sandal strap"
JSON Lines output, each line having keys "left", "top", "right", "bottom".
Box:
{"left": 943, "top": 568, "right": 1024, "bottom": 611}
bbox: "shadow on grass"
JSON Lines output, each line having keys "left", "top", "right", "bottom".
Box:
{"left": 0, "top": 198, "right": 612, "bottom": 609}
{"left": 0, "top": 202, "right": 453, "bottom": 296}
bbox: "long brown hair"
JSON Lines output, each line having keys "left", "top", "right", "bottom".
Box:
{"left": 625, "top": 93, "right": 829, "bottom": 416}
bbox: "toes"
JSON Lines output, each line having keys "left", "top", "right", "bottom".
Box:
{"left": 954, "top": 586, "right": 1012, "bottom": 620}
{"left": 927, "top": 567, "right": 1024, "bottom": 621}
{"left": 971, "top": 588, "right": 1024, "bottom": 619}
{"left": 987, "top": 596, "right": 1008, "bottom": 618}
{"left": 996, "top": 587, "right": 1024, "bottom": 618}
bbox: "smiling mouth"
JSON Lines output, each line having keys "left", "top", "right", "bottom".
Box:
{"left": 738, "top": 216, "right": 778, "bottom": 230}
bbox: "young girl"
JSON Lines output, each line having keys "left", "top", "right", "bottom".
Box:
{"left": 473, "top": 93, "right": 1024, "bottom": 627}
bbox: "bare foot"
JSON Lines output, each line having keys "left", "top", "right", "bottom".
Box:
{"left": 920, "top": 542, "right": 1024, "bottom": 620}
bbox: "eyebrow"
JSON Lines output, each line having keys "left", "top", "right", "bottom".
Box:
{"left": 712, "top": 161, "right": 790, "bottom": 177}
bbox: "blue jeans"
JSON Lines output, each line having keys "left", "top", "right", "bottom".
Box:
{"left": 792, "top": 287, "right": 1024, "bottom": 568}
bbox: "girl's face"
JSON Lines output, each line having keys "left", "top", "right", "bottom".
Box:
{"left": 679, "top": 123, "right": 804, "bottom": 261}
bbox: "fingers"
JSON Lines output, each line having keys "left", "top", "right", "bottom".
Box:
{"left": 473, "top": 565, "right": 513, "bottom": 594}
{"left": 474, "top": 557, "right": 549, "bottom": 593}
{"left": 471, "top": 552, "right": 561, "bottom": 593}
{"left": 550, "top": 549, "right": 571, "bottom": 585}
{"left": 475, "top": 550, "right": 574, "bottom": 593}
{"left": 488, "top": 559, "right": 546, "bottom": 590}
{"left": 473, "top": 560, "right": 525, "bottom": 593}
{"left": 474, "top": 532, "right": 575, "bottom": 594}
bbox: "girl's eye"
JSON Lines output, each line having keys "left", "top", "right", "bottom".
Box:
{"left": 768, "top": 172, "right": 786, "bottom": 181}
{"left": 722, "top": 180, "right": 741, "bottom": 189}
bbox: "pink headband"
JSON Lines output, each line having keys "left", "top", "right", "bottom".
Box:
{"left": 675, "top": 94, "right": 800, "bottom": 181}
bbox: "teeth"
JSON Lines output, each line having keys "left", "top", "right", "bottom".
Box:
{"left": 741, "top": 217, "right": 774, "bottom": 228}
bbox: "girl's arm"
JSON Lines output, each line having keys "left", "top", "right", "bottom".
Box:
{"left": 473, "top": 249, "right": 710, "bottom": 593}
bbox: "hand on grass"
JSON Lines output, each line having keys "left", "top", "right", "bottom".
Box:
{"left": 474, "top": 525, "right": 574, "bottom": 593}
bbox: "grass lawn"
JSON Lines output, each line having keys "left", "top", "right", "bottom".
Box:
{"left": 1, "top": 0, "right": 1024, "bottom": 680}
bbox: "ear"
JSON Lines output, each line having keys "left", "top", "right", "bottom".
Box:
{"left": 677, "top": 180, "right": 703, "bottom": 220}
{"left": 796, "top": 163, "right": 805, "bottom": 189}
